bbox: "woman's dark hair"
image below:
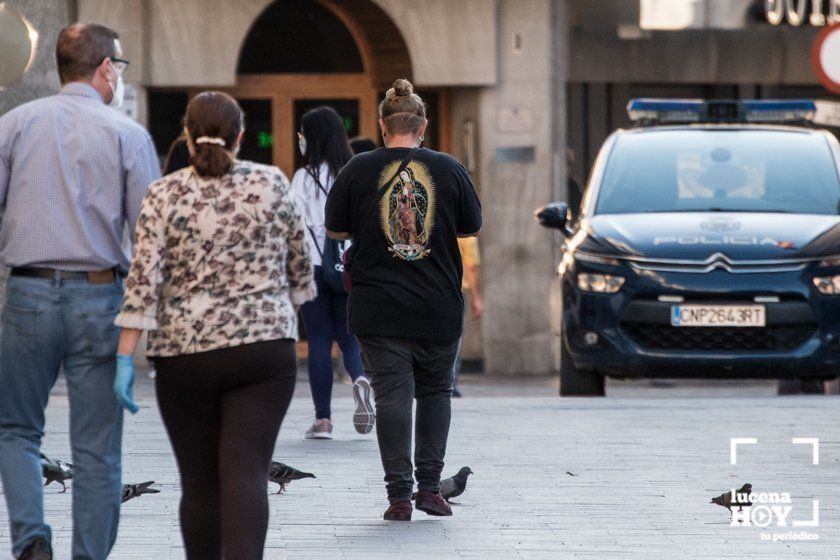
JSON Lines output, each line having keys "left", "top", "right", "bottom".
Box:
{"left": 185, "top": 91, "right": 244, "bottom": 178}
{"left": 300, "top": 106, "right": 353, "bottom": 181}
{"left": 349, "top": 136, "right": 377, "bottom": 154}
{"left": 378, "top": 78, "right": 426, "bottom": 136}
{"left": 162, "top": 136, "right": 190, "bottom": 175}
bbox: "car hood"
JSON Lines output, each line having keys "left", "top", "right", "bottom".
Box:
{"left": 581, "top": 213, "right": 840, "bottom": 260}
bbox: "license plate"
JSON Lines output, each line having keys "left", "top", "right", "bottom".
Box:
{"left": 671, "top": 305, "right": 766, "bottom": 327}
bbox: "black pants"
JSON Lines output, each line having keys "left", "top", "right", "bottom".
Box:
{"left": 357, "top": 335, "right": 459, "bottom": 503}
{"left": 154, "top": 340, "right": 297, "bottom": 560}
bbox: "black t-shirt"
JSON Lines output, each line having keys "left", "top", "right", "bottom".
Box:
{"left": 325, "top": 147, "right": 482, "bottom": 340}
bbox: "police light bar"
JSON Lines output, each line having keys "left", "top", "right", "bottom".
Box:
{"left": 627, "top": 99, "right": 816, "bottom": 124}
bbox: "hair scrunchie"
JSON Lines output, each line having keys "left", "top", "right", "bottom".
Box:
{"left": 195, "top": 136, "right": 226, "bottom": 146}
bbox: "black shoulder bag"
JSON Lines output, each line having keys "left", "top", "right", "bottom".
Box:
{"left": 305, "top": 167, "right": 348, "bottom": 294}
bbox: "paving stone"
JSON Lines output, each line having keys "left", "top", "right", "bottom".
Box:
{"left": 0, "top": 375, "right": 837, "bottom": 558}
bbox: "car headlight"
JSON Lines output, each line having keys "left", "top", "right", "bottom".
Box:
{"left": 574, "top": 251, "right": 621, "bottom": 266}
{"left": 819, "top": 256, "right": 840, "bottom": 267}
{"left": 813, "top": 275, "right": 840, "bottom": 295}
{"left": 577, "top": 273, "right": 625, "bottom": 293}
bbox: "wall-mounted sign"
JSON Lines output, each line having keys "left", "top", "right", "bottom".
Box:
{"left": 640, "top": 0, "right": 754, "bottom": 30}
{"left": 0, "top": 3, "right": 38, "bottom": 90}
{"left": 113, "top": 84, "right": 139, "bottom": 120}
{"left": 812, "top": 23, "right": 840, "bottom": 93}
{"left": 814, "top": 100, "right": 840, "bottom": 126}
{"left": 496, "top": 146, "right": 535, "bottom": 164}
{"left": 766, "top": 0, "right": 840, "bottom": 26}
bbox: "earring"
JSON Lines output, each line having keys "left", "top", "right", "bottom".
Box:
{"left": 419, "top": 135, "right": 424, "bottom": 142}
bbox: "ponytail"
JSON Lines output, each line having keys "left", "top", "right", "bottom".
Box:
{"left": 184, "top": 92, "right": 243, "bottom": 179}
{"left": 189, "top": 141, "right": 234, "bottom": 178}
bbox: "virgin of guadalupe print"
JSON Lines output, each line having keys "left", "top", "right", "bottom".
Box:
{"left": 379, "top": 161, "right": 436, "bottom": 261}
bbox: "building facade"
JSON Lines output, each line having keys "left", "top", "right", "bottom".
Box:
{"left": 0, "top": 0, "right": 567, "bottom": 376}
{"left": 565, "top": 0, "right": 839, "bottom": 188}
{"left": 7, "top": 1, "right": 832, "bottom": 376}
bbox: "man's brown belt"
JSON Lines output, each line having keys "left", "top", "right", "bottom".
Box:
{"left": 11, "top": 267, "right": 117, "bottom": 285}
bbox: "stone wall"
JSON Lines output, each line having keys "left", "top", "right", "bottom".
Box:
{"left": 0, "top": 0, "right": 72, "bottom": 115}
{"left": 476, "top": 0, "right": 562, "bottom": 376}
{"left": 77, "top": 0, "right": 498, "bottom": 88}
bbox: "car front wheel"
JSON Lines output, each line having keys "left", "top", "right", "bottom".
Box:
{"left": 559, "top": 333, "right": 605, "bottom": 397}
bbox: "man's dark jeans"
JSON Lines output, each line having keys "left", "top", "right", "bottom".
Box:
{"left": 357, "top": 335, "right": 459, "bottom": 504}
{"left": 0, "top": 276, "right": 124, "bottom": 559}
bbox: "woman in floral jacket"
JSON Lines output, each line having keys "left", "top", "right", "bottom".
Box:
{"left": 113, "top": 91, "right": 315, "bottom": 560}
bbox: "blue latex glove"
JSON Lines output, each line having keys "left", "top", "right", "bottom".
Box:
{"left": 114, "top": 354, "right": 139, "bottom": 414}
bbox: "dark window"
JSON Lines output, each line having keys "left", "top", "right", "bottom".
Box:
{"left": 238, "top": 0, "right": 363, "bottom": 74}
{"left": 147, "top": 93, "right": 273, "bottom": 166}
{"left": 238, "top": 98, "right": 274, "bottom": 165}
{"left": 148, "top": 90, "right": 188, "bottom": 157}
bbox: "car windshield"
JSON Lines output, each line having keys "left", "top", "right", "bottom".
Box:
{"left": 595, "top": 129, "right": 840, "bottom": 215}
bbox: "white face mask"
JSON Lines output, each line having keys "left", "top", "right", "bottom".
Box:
{"left": 298, "top": 137, "right": 307, "bottom": 157}
{"left": 108, "top": 61, "right": 125, "bottom": 108}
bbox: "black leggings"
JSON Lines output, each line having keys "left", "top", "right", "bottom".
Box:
{"left": 154, "top": 339, "right": 297, "bottom": 560}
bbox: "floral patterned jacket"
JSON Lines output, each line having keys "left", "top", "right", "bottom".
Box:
{"left": 115, "top": 160, "right": 316, "bottom": 357}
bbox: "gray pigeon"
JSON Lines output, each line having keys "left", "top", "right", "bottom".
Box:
{"left": 711, "top": 483, "right": 752, "bottom": 512}
{"left": 40, "top": 451, "right": 74, "bottom": 492}
{"left": 268, "top": 461, "right": 315, "bottom": 494}
{"left": 122, "top": 481, "right": 160, "bottom": 503}
{"left": 412, "top": 467, "right": 474, "bottom": 502}
{"left": 441, "top": 467, "right": 473, "bottom": 501}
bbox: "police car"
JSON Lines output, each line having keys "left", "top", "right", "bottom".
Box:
{"left": 536, "top": 99, "right": 840, "bottom": 396}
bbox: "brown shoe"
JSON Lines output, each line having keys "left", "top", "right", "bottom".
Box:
{"left": 414, "top": 489, "right": 453, "bottom": 516}
{"left": 20, "top": 537, "right": 52, "bottom": 560}
{"left": 383, "top": 500, "right": 413, "bottom": 521}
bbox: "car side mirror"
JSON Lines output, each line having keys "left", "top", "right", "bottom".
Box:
{"left": 534, "top": 202, "right": 571, "bottom": 236}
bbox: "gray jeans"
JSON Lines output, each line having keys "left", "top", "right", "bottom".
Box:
{"left": 357, "top": 335, "right": 460, "bottom": 503}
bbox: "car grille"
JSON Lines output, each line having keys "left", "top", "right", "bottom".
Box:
{"left": 621, "top": 323, "right": 816, "bottom": 351}
{"left": 626, "top": 252, "right": 809, "bottom": 274}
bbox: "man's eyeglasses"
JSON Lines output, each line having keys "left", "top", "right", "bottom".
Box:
{"left": 109, "top": 57, "right": 130, "bottom": 75}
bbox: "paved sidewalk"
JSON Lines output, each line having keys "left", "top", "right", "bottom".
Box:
{"left": 1, "top": 374, "right": 838, "bottom": 559}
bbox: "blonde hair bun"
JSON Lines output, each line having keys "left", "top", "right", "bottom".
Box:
{"left": 378, "top": 78, "right": 426, "bottom": 135}
{"left": 388, "top": 78, "right": 414, "bottom": 99}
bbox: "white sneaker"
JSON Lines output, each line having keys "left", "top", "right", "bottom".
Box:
{"left": 352, "top": 377, "right": 375, "bottom": 435}
{"left": 304, "top": 418, "right": 333, "bottom": 440}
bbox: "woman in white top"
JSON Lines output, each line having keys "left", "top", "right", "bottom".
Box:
{"left": 292, "top": 106, "right": 373, "bottom": 439}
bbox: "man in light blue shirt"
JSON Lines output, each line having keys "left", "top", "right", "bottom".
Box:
{"left": 0, "top": 22, "right": 160, "bottom": 560}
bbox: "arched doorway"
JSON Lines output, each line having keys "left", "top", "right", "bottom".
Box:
{"left": 147, "top": 0, "right": 451, "bottom": 177}
{"left": 205, "top": 0, "right": 435, "bottom": 176}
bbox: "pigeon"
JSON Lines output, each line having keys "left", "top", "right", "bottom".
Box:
{"left": 440, "top": 467, "right": 473, "bottom": 501}
{"left": 411, "top": 466, "right": 474, "bottom": 502}
{"left": 268, "top": 461, "right": 315, "bottom": 494}
{"left": 711, "top": 483, "right": 752, "bottom": 512}
{"left": 40, "top": 451, "right": 74, "bottom": 492}
{"left": 122, "top": 481, "right": 160, "bottom": 503}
